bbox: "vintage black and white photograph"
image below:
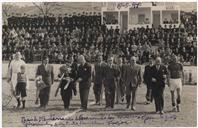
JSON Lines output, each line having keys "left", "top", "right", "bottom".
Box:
{"left": 2, "top": 1, "right": 197, "bottom": 127}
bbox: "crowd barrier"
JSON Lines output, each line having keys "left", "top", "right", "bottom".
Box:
{"left": 2, "top": 62, "right": 197, "bottom": 85}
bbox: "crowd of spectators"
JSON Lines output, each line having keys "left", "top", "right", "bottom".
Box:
{"left": 2, "top": 11, "right": 197, "bottom": 65}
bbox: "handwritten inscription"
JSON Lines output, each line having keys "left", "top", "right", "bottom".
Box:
{"left": 21, "top": 113, "right": 177, "bottom": 127}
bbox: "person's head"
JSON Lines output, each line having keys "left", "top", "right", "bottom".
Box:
{"left": 15, "top": 52, "right": 21, "bottom": 60}
{"left": 172, "top": 55, "right": 178, "bottom": 63}
{"left": 130, "top": 56, "right": 137, "bottom": 65}
{"left": 155, "top": 57, "right": 162, "bottom": 66}
{"left": 118, "top": 57, "right": 123, "bottom": 65}
{"left": 78, "top": 55, "right": 86, "bottom": 65}
{"left": 149, "top": 56, "right": 154, "bottom": 65}
{"left": 97, "top": 55, "right": 103, "bottom": 63}
{"left": 68, "top": 55, "right": 74, "bottom": 64}
{"left": 20, "top": 65, "right": 26, "bottom": 73}
{"left": 42, "top": 56, "right": 49, "bottom": 65}
{"left": 107, "top": 56, "right": 114, "bottom": 65}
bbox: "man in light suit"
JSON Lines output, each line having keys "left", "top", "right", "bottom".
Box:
{"left": 115, "top": 57, "right": 125, "bottom": 104}
{"left": 93, "top": 55, "right": 105, "bottom": 105}
{"left": 36, "top": 56, "right": 54, "bottom": 110}
{"left": 103, "top": 56, "right": 120, "bottom": 109}
{"left": 123, "top": 56, "right": 142, "bottom": 111}
{"left": 150, "top": 57, "right": 168, "bottom": 114}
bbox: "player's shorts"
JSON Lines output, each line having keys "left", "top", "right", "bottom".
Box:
{"left": 169, "top": 78, "right": 182, "bottom": 91}
{"left": 15, "top": 82, "right": 27, "bottom": 97}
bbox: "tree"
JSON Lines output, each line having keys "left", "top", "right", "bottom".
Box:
{"left": 32, "top": 2, "right": 62, "bottom": 17}
{"left": 2, "top": 3, "right": 13, "bottom": 17}
{"left": 2, "top": 3, "right": 14, "bottom": 25}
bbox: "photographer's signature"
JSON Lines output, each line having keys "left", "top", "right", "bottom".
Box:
{"left": 21, "top": 113, "right": 177, "bottom": 127}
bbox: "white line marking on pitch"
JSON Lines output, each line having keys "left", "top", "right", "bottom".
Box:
{"left": 49, "top": 101, "right": 95, "bottom": 126}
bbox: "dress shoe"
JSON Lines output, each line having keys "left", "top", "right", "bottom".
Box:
{"left": 131, "top": 107, "right": 136, "bottom": 111}
{"left": 172, "top": 106, "right": 177, "bottom": 112}
{"left": 126, "top": 104, "right": 130, "bottom": 109}
{"left": 156, "top": 111, "right": 160, "bottom": 114}
{"left": 160, "top": 111, "right": 164, "bottom": 114}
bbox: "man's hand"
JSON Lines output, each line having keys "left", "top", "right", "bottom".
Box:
{"left": 7, "top": 78, "right": 11, "bottom": 83}
{"left": 73, "top": 89, "right": 77, "bottom": 96}
{"left": 151, "top": 78, "right": 157, "bottom": 82}
{"left": 77, "top": 78, "right": 82, "bottom": 82}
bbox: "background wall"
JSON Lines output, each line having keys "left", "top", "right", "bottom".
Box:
{"left": 129, "top": 7, "right": 151, "bottom": 25}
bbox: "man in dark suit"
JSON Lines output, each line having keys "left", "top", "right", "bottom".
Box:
{"left": 143, "top": 56, "right": 154, "bottom": 104}
{"left": 36, "top": 56, "right": 54, "bottom": 110}
{"left": 150, "top": 57, "right": 168, "bottom": 114}
{"left": 75, "top": 55, "right": 92, "bottom": 110}
{"left": 123, "top": 56, "right": 142, "bottom": 111}
{"left": 93, "top": 55, "right": 105, "bottom": 105}
{"left": 103, "top": 56, "right": 120, "bottom": 109}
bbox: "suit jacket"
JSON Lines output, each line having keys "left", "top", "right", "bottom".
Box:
{"left": 123, "top": 64, "right": 142, "bottom": 88}
{"left": 36, "top": 64, "right": 54, "bottom": 86}
{"left": 118, "top": 64, "right": 125, "bottom": 80}
{"left": 150, "top": 64, "right": 168, "bottom": 88}
{"left": 143, "top": 65, "right": 153, "bottom": 86}
{"left": 103, "top": 64, "right": 120, "bottom": 86}
{"left": 77, "top": 62, "right": 92, "bottom": 89}
{"left": 93, "top": 62, "right": 106, "bottom": 85}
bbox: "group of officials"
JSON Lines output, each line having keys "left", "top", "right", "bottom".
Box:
{"left": 8, "top": 51, "right": 184, "bottom": 114}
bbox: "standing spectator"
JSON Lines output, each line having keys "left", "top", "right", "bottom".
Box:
{"left": 103, "top": 56, "right": 120, "bottom": 109}
{"left": 93, "top": 55, "right": 105, "bottom": 105}
{"left": 36, "top": 56, "right": 54, "bottom": 110}
{"left": 123, "top": 56, "right": 142, "bottom": 111}
{"left": 75, "top": 55, "right": 92, "bottom": 110}
{"left": 150, "top": 57, "right": 168, "bottom": 114}
{"left": 143, "top": 56, "right": 154, "bottom": 104}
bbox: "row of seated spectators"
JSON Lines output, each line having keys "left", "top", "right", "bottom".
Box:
{"left": 7, "top": 12, "right": 102, "bottom": 32}
{"left": 2, "top": 12, "right": 197, "bottom": 65}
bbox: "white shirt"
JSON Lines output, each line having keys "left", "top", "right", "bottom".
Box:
{"left": 9, "top": 59, "right": 26, "bottom": 74}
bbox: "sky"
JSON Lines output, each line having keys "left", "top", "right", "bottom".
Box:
{"left": 3, "top": 2, "right": 197, "bottom": 12}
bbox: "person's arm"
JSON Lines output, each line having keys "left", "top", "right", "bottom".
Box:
{"left": 181, "top": 64, "right": 185, "bottom": 86}
{"left": 167, "top": 70, "right": 170, "bottom": 87}
{"left": 26, "top": 75, "right": 30, "bottom": 90}
{"left": 75, "top": 66, "right": 82, "bottom": 83}
{"left": 51, "top": 65, "right": 54, "bottom": 85}
{"left": 143, "top": 66, "right": 147, "bottom": 84}
{"left": 7, "top": 60, "right": 13, "bottom": 83}
{"left": 92, "top": 65, "right": 96, "bottom": 82}
{"left": 35, "top": 65, "right": 40, "bottom": 78}
{"left": 138, "top": 66, "right": 142, "bottom": 86}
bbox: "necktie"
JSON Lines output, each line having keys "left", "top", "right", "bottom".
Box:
{"left": 157, "top": 65, "right": 160, "bottom": 70}
{"left": 45, "top": 64, "right": 47, "bottom": 71}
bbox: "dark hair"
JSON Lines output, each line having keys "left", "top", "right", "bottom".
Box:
{"left": 42, "top": 55, "right": 49, "bottom": 60}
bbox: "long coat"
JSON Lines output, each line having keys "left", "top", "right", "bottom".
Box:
{"left": 77, "top": 62, "right": 92, "bottom": 89}
{"left": 150, "top": 65, "right": 168, "bottom": 88}
{"left": 103, "top": 64, "right": 120, "bottom": 86}
{"left": 93, "top": 62, "right": 106, "bottom": 85}
{"left": 123, "top": 64, "right": 142, "bottom": 95}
